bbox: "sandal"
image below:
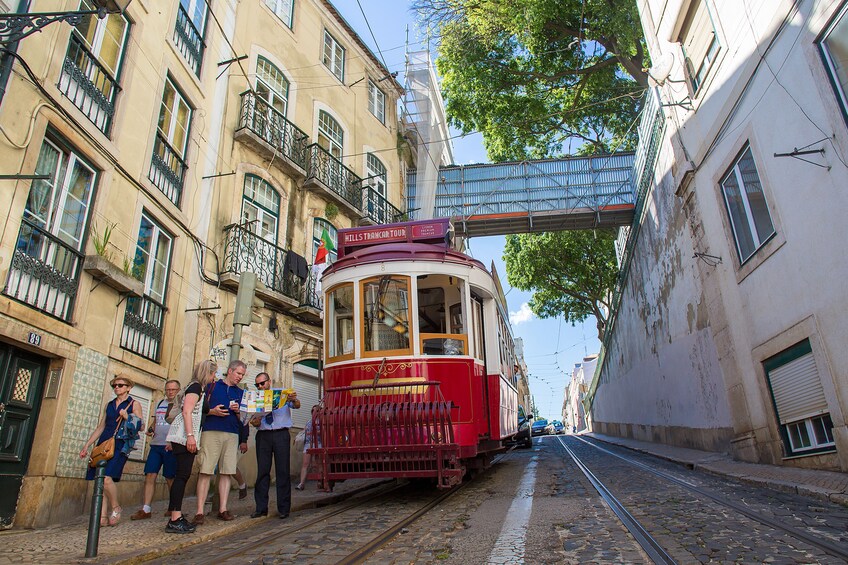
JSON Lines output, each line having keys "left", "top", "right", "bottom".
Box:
{"left": 108, "top": 506, "right": 122, "bottom": 526}
{"left": 295, "top": 483, "right": 304, "bottom": 490}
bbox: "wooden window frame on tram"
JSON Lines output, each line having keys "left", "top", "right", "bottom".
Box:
{"left": 360, "top": 275, "right": 413, "bottom": 359}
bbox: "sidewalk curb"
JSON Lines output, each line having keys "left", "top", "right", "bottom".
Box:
{"left": 107, "top": 480, "right": 391, "bottom": 565}
{"left": 585, "top": 433, "right": 848, "bottom": 508}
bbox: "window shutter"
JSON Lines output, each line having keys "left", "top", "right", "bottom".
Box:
{"left": 291, "top": 365, "right": 320, "bottom": 429}
{"left": 681, "top": 1, "right": 715, "bottom": 74}
{"left": 767, "top": 352, "right": 828, "bottom": 424}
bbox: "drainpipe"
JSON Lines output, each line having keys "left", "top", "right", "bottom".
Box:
{"left": 0, "top": 0, "right": 30, "bottom": 106}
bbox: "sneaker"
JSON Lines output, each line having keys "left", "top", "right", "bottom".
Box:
{"left": 130, "top": 509, "right": 151, "bottom": 520}
{"left": 166, "top": 517, "right": 196, "bottom": 534}
{"left": 238, "top": 486, "right": 247, "bottom": 500}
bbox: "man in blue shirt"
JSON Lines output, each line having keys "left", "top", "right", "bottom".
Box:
{"left": 250, "top": 372, "right": 300, "bottom": 519}
{"left": 193, "top": 360, "right": 248, "bottom": 524}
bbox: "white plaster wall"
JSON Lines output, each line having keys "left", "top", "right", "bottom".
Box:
{"left": 596, "top": 0, "right": 848, "bottom": 464}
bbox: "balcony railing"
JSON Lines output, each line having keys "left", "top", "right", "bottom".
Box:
{"left": 305, "top": 144, "right": 363, "bottom": 211}
{"left": 222, "top": 224, "right": 318, "bottom": 307}
{"left": 149, "top": 132, "right": 186, "bottom": 207}
{"left": 121, "top": 295, "right": 165, "bottom": 362}
{"left": 174, "top": 3, "right": 204, "bottom": 76}
{"left": 236, "top": 90, "right": 309, "bottom": 172}
{"left": 362, "top": 186, "right": 403, "bottom": 225}
{"left": 4, "top": 218, "right": 83, "bottom": 322}
{"left": 58, "top": 32, "right": 120, "bottom": 136}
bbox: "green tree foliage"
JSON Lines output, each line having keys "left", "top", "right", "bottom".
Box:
{"left": 504, "top": 229, "right": 618, "bottom": 340}
{"left": 414, "top": 0, "right": 649, "bottom": 160}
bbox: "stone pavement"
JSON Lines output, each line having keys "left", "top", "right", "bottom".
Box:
{"left": 586, "top": 432, "right": 848, "bottom": 507}
{"left": 0, "top": 478, "right": 386, "bottom": 565}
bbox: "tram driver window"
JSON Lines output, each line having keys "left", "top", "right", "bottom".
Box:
{"left": 327, "top": 284, "right": 354, "bottom": 360}
{"left": 418, "top": 276, "right": 467, "bottom": 356}
{"left": 362, "top": 276, "right": 411, "bottom": 355}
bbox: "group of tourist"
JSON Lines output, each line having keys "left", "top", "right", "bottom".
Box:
{"left": 79, "top": 359, "right": 314, "bottom": 533}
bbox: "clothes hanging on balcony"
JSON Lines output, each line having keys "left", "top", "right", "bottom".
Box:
{"left": 283, "top": 251, "right": 308, "bottom": 280}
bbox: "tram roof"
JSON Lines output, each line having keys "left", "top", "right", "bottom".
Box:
{"left": 323, "top": 242, "right": 487, "bottom": 276}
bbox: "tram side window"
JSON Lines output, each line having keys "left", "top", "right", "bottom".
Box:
{"left": 327, "top": 284, "right": 354, "bottom": 359}
{"left": 362, "top": 276, "right": 411, "bottom": 355}
{"left": 418, "top": 275, "right": 467, "bottom": 356}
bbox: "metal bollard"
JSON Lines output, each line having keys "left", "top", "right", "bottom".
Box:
{"left": 85, "top": 461, "right": 107, "bottom": 558}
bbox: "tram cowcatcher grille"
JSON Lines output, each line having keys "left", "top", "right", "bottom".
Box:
{"left": 307, "top": 381, "right": 462, "bottom": 488}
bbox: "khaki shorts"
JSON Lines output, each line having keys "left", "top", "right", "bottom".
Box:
{"left": 197, "top": 431, "right": 239, "bottom": 475}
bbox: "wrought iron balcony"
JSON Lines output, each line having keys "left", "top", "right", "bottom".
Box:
{"left": 304, "top": 144, "right": 363, "bottom": 213}
{"left": 58, "top": 32, "right": 120, "bottom": 136}
{"left": 361, "top": 186, "right": 403, "bottom": 225}
{"left": 121, "top": 295, "right": 165, "bottom": 362}
{"left": 149, "top": 131, "right": 186, "bottom": 207}
{"left": 221, "top": 224, "right": 319, "bottom": 308}
{"left": 4, "top": 218, "right": 83, "bottom": 322}
{"left": 235, "top": 90, "right": 308, "bottom": 177}
{"left": 173, "top": 2, "right": 204, "bottom": 76}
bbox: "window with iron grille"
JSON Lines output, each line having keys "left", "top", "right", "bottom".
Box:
{"left": 5, "top": 135, "right": 93, "bottom": 321}
{"left": 58, "top": 1, "right": 129, "bottom": 135}
{"left": 264, "top": 0, "right": 294, "bottom": 28}
{"left": 719, "top": 144, "right": 775, "bottom": 264}
{"left": 322, "top": 29, "right": 345, "bottom": 82}
{"left": 818, "top": 3, "right": 848, "bottom": 125}
{"left": 764, "top": 339, "right": 836, "bottom": 457}
{"left": 122, "top": 213, "right": 172, "bottom": 362}
{"left": 368, "top": 79, "right": 385, "bottom": 124}
{"left": 678, "top": 0, "right": 720, "bottom": 96}
{"left": 150, "top": 77, "right": 192, "bottom": 206}
{"left": 175, "top": 0, "right": 207, "bottom": 76}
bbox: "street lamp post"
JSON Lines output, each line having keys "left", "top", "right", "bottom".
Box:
{"left": 0, "top": 0, "right": 131, "bottom": 45}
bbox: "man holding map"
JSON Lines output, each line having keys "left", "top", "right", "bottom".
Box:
{"left": 249, "top": 372, "right": 300, "bottom": 519}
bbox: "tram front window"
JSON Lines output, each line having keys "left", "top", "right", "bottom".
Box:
{"left": 327, "top": 283, "right": 354, "bottom": 359}
{"left": 363, "top": 276, "right": 411, "bottom": 355}
{"left": 418, "top": 275, "right": 467, "bottom": 356}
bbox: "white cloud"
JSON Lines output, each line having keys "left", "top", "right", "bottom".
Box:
{"left": 509, "top": 303, "right": 535, "bottom": 325}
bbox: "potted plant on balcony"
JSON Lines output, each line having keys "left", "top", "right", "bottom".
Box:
{"left": 83, "top": 222, "right": 144, "bottom": 297}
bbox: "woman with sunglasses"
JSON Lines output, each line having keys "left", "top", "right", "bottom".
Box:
{"left": 80, "top": 374, "right": 142, "bottom": 526}
{"left": 165, "top": 359, "right": 218, "bottom": 534}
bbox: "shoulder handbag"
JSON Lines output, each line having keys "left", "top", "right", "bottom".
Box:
{"left": 90, "top": 398, "right": 130, "bottom": 468}
{"left": 166, "top": 391, "right": 204, "bottom": 446}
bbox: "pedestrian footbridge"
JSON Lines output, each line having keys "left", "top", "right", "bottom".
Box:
{"left": 406, "top": 90, "right": 664, "bottom": 238}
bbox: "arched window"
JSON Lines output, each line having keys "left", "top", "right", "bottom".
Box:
{"left": 366, "top": 153, "right": 387, "bottom": 197}
{"left": 255, "top": 56, "right": 289, "bottom": 117}
{"left": 317, "top": 110, "right": 343, "bottom": 159}
{"left": 242, "top": 174, "right": 280, "bottom": 243}
{"left": 312, "top": 218, "right": 337, "bottom": 264}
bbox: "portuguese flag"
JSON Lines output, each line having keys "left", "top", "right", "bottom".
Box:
{"left": 314, "top": 228, "right": 336, "bottom": 264}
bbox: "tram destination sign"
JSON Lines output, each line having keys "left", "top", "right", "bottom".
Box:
{"left": 338, "top": 219, "right": 452, "bottom": 257}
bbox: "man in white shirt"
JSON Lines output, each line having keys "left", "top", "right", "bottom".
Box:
{"left": 250, "top": 372, "right": 300, "bottom": 519}
{"left": 130, "top": 379, "right": 180, "bottom": 520}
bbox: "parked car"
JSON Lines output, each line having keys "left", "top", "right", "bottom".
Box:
{"left": 531, "top": 418, "right": 549, "bottom": 436}
{"left": 550, "top": 420, "right": 565, "bottom": 434}
{"left": 508, "top": 406, "right": 533, "bottom": 448}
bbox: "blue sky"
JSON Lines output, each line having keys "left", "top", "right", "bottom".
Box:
{"left": 330, "top": 0, "right": 602, "bottom": 419}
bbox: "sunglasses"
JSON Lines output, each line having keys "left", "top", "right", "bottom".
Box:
{"left": 255, "top": 380, "right": 270, "bottom": 387}
{"left": 112, "top": 383, "right": 128, "bottom": 389}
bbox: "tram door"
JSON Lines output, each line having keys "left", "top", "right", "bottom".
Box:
{"left": 0, "top": 345, "right": 48, "bottom": 528}
{"left": 470, "top": 295, "right": 490, "bottom": 428}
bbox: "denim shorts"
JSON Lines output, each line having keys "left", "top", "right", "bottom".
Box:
{"left": 144, "top": 444, "right": 177, "bottom": 479}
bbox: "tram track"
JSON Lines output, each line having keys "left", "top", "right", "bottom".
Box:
{"left": 557, "top": 435, "right": 848, "bottom": 564}
{"left": 150, "top": 459, "right": 498, "bottom": 565}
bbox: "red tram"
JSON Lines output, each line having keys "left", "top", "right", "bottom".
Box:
{"left": 308, "top": 219, "right": 519, "bottom": 488}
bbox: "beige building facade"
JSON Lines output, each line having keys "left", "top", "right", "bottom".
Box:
{"left": 0, "top": 0, "right": 404, "bottom": 528}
